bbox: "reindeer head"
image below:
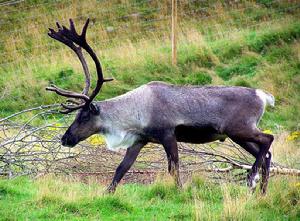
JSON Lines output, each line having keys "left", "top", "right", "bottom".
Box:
{"left": 61, "top": 103, "right": 102, "bottom": 147}
{"left": 46, "top": 19, "right": 112, "bottom": 147}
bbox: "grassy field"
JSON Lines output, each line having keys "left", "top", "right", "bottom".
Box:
{"left": 0, "top": 0, "right": 299, "bottom": 131}
{"left": 0, "top": 175, "right": 299, "bottom": 221}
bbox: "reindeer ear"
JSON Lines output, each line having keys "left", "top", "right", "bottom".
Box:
{"left": 89, "top": 103, "right": 100, "bottom": 115}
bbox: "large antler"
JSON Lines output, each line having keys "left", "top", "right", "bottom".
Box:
{"left": 46, "top": 18, "right": 112, "bottom": 113}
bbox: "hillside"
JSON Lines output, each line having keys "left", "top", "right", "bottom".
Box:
{"left": 0, "top": 0, "right": 299, "bottom": 131}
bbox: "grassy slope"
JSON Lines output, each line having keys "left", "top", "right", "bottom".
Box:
{"left": 0, "top": 0, "right": 299, "bottom": 131}
{"left": 0, "top": 176, "right": 299, "bottom": 221}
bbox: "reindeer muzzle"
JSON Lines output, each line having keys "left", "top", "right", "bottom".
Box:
{"left": 61, "top": 133, "right": 78, "bottom": 147}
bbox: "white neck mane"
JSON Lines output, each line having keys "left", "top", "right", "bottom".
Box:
{"left": 102, "top": 128, "right": 138, "bottom": 151}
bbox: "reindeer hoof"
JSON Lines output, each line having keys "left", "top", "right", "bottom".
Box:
{"left": 247, "top": 173, "right": 260, "bottom": 191}
{"left": 106, "top": 183, "right": 116, "bottom": 194}
{"left": 260, "top": 179, "right": 269, "bottom": 195}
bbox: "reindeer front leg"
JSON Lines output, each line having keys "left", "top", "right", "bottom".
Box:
{"left": 107, "top": 142, "right": 146, "bottom": 193}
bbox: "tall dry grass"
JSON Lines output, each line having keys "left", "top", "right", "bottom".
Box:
{"left": 35, "top": 174, "right": 105, "bottom": 203}
{"left": 1, "top": 0, "right": 297, "bottom": 76}
{"left": 271, "top": 132, "right": 300, "bottom": 168}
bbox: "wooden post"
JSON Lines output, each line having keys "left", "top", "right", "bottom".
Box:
{"left": 171, "top": 0, "right": 177, "bottom": 66}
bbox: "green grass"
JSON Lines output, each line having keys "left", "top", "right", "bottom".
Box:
{"left": 0, "top": 176, "right": 299, "bottom": 221}
{"left": 215, "top": 55, "right": 260, "bottom": 80}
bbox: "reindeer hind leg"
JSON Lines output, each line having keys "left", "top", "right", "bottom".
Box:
{"left": 231, "top": 139, "right": 260, "bottom": 191}
{"left": 261, "top": 151, "right": 272, "bottom": 194}
{"left": 228, "top": 128, "right": 274, "bottom": 193}
{"left": 160, "top": 134, "right": 182, "bottom": 188}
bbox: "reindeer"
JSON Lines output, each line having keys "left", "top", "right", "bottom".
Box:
{"left": 46, "top": 19, "right": 274, "bottom": 194}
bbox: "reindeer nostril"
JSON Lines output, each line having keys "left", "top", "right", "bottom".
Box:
{"left": 61, "top": 134, "right": 69, "bottom": 146}
{"left": 61, "top": 136, "right": 67, "bottom": 146}
{"left": 61, "top": 133, "right": 78, "bottom": 147}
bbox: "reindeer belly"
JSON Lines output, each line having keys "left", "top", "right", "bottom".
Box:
{"left": 174, "top": 125, "right": 227, "bottom": 144}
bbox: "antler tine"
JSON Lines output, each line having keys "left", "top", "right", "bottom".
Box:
{"left": 56, "top": 21, "right": 62, "bottom": 29}
{"left": 69, "top": 19, "right": 76, "bottom": 33}
{"left": 47, "top": 19, "right": 93, "bottom": 113}
{"left": 58, "top": 19, "right": 87, "bottom": 46}
{"left": 60, "top": 103, "right": 86, "bottom": 114}
{"left": 46, "top": 84, "right": 90, "bottom": 101}
{"left": 48, "top": 25, "right": 91, "bottom": 96}
{"left": 47, "top": 18, "right": 113, "bottom": 113}
{"left": 74, "top": 48, "right": 91, "bottom": 95}
{"left": 79, "top": 27, "right": 114, "bottom": 103}
{"left": 55, "top": 18, "right": 113, "bottom": 104}
{"left": 66, "top": 99, "right": 82, "bottom": 105}
{"left": 81, "top": 18, "right": 89, "bottom": 40}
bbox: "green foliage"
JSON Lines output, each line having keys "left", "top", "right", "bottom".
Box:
{"left": 263, "top": 45, "right": 293, "bottom": 63}
{"left": 178, "top": 47, "right": 214, "bottom": 68}
{"left": 256, "top": 0, "right": 275, "bottom": 6}
{"left": 255, "top": 179, "right": 300, "bottom": 219}
{"left": 184, "top": 71, "right": 212, "bottom": 85}
{"left": 145, "top": 181, "right": 179, "bottom": 200}
{"left": 0, "top": 177, "right": 33, "bottom": 199}
{"left": 246, "top": 23, "right": 300, "bottom": 53}
{"left": 212, "top": 42, "right": 243, "bottom": 62}
{"left": 188, "top": 176, "right": 223, "bottom": 203}
{"left": 88, "top": 196, "right": 133, "bottom": 213}
{"left": 216, "top": 55, "right": 260, "bottom": 80}
{"left": 231, "top": 77, "right": 253, "bottom": 88}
